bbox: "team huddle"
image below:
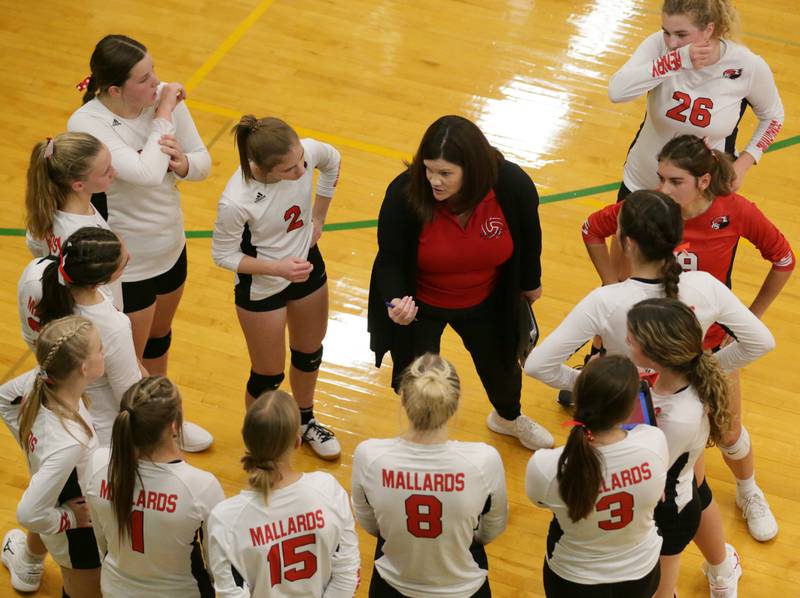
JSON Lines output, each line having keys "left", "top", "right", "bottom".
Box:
{"left": 0, "top": 0, "right": 794, "bottom": 597}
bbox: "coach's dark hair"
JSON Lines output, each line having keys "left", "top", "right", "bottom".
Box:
{"left": 38, "top": 227, "right": 123, "bottom": 326}
{"left": 232, "top": 115, "right": 299, "bottom": 183}
{"left": 619, "top": 190, "right": 684, "bottom": 298}
{"left": 627, "top": 298, "right": 732, "bottom": 445}
{"left": 81, "top": 35, "right": 147, "bottom": 104}
{"left": 108, "top": 376, "right": 183, "bottom": 541}
{"left": 406, "top": 115, "right": 503, "bottom": 223}
{"left": 25, "top": 133, "right": 105, "bottom": 241}
{"left": 557, "top": 356, "right": 640, "bottom": 522}
{"left": 241, "top": 390, "right": 300, "bottom": 504}
{"left": 658, "top": 134, "right": 736, "bottom": 200}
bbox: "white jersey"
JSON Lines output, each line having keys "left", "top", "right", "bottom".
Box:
{"left": 212, "top": 138, "right": 341, "bottom": 300}
{"left": 0, "top": 369, "right": 36, "bottom": 441}
{"left": 68, "top": 85, "right": 211, "bottom": 281}
{"left": 25, "top": 208, "right": 122, "bottom": 309}
{"left": 526, "top": 425, "right": 668, "bottom": 584}
{"left": 85, "top": 447, "right": 224, "bottom": 598}
{"left": 16, "top": 399, "right": 99, "bottom": 568}
{"left": 609, "top": 33, "right": 784, "bottom": 191}
{"left": 525, "top": 271, "right": 774, "bottom": 390}
{"left": 18, "top": 257, "right": 141, "bottom": 445}
{"left": 208, "top": 472, "right": 359, "bottom": 598}
{"left": 652, "top": 386, "right": 710, "bottom": 512}
{"left": 351, "top": 438, "right": 507, "bottom": 598}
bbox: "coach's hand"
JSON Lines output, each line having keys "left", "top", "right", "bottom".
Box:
{"left": 387, "top": 296, "right": 418, "bottom": 326}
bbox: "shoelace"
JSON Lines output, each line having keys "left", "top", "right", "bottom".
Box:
{"left": 305, "top": 422, "right": 334, "bottom": 443}
{"left": 742, "top": 494, "right": 769, "bottom": 519}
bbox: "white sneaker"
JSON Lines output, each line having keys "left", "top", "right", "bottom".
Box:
{"left": 736, "top": 491, "right": 778, "bottom": 542}
{"left": 301, "top": 419, "right": 341, "bottom": 460}
{"left": 702, "top": 543, "right": 742, "bottom": 598}
{"left": 2, "top": 529, "right": 44, "bottom": 592}
{"left": 486, "top": 409, "right": 553, "bottom": 450}
{"left": 180, "top": 421, "right": 214, "bottom": 452}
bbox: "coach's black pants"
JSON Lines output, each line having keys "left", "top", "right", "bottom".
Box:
{"left": 389, "top": 295, "right": 522, "bottom": 420}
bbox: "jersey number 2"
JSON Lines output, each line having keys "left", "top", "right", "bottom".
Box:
{"left": 405, "top": 494, "right": 443, "bottom": 538}
{"left": 284, "top": 205, "right": 304, "bottom": 233}
{"left": 596, "top": 491, "right": 634, "bottom": 530}
{"left": 267, "top": 534, "right": 318, "bottom": 587}
{"left": 665, "top": 92, "right": 713, "bottom": 127}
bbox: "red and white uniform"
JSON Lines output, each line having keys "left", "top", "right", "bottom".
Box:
{"left": 85, "top": 447, "right": 224, "bottom": 598}
{"left": 0, "top": 370, "right": 36, "bottom": 440}
{"left": 526, "top": 425, "right": 669, "bottom": 584}
{"left": 351, "top": 438, "right": 507, "bottom": 598}
{"left": 16, "top": 397, "right": 99, "bottom": 568}
{"left": 26, "top": 209, "right": 122, "bottom": 309}
{"left": 207, "top": 472, "right": 359, "bottom": 598}
{"left": 524, "top": 271, "right": 774, "bottom": 390}
{"left": 582, "top": 195, "right": 794, "bottom": 346}
{"left": 609, "top": 33, "right": 784, "bottom": 191}
{"left": 68, "top": 84, "right": 211, "bottom": 282}
{"left": 18, "top": 257, "right": 141, "bottom": 445}
{"left": 212, "top": 138, "right": 341, "bottom": 300}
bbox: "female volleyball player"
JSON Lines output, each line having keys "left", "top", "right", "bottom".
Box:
{"left": 582, "top": 135, "right": 793, "bottom": 541}
{"left": 207, "top": 390, "right": 359, "bottom": 597}
{"left": 627, "top": 298, "right": 740, "bottom": 597}
{"left": 526, "top": 356, "right": 668, "bottom": 597}
{"left": 2, "top": 316, "right": 103, "bottom": 598}
{"left": 85, "top": 376, "right": 224, "bottom": 597}
{"left": 351, "top": 353, "right": 508, "bottom": 597}
{"left": 609, "top": 0, "right": 783, "bottom": 198}
{"left": 212, "top": 116, "right": 342, "bottom": 459}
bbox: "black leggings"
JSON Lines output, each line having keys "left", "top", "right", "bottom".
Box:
{"left": 368, "top": 567, "right": 491, "bottom": 597}
{"left": 543, "top": 560, "right": 660, "bottom": 598}
{"left": 389, "top": 296, "right": 522, "bottom": 420}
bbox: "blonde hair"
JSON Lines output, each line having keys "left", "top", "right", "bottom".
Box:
{"left": 241, "top": 390, "right": 300, "bottom": 504}
{"left": 399, "top": 354, "right": 460, "bottom": 431}
{"left": 25, "top": 132, "right": 105, "bottom": 240}
{"left": 627, "top": 298, "right": 732, "bottom": 445}
{"left": 19, "top": 315, "right": 96, "bottom": 451}
{"left": 109, "top": 377, "right": 183, "bottom": 541}
{"left": 662, "top": 0, "right": 739, "bottom": 39}
{"left": 231, "top": 115, "right": 299, "bottom": 182}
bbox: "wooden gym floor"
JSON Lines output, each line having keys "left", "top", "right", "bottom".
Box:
{"left": 0, "top": 0, "right": 798, "bottom": 595}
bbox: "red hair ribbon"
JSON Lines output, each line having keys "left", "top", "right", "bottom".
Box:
{"left": 562, "top": 419, "right": 595, "bottom": 442}
{"left": 673, "top": 242, "right": 690, "bottom": 255}
{"left": 75, "top": 75, "right": 92, "bottom": 92}
{"left": 57, "top": 251, "right": 73, "bottom": 286}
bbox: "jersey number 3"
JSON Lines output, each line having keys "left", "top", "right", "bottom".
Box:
{"left": 596, "top": 491, "right": 634, "bottom": 530}
{"left": 284, "top": 205, "right": 304, "bottom": 233}
{"left": 405, "top": 494, "right": 443, "bottom": 538}
{"left": 666, "top": 92, "right": 713, "bottom": 127}
{"left": 267, "top": 534, "right": 318, "bottom": 587}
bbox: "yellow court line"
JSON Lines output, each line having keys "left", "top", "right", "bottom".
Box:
{"left": 185, "top": 0, "right": 277, "bottom": 93}
{"left": 187, "top": 98, "right": 409, "bottom": 161}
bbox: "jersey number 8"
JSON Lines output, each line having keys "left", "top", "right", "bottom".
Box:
{"left": 405, "top": 494, "right": 443, "bottom": 538}
{"left": 267, "top": 534, "right": 318, "bottom": 587}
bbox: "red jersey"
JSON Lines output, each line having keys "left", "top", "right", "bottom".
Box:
{"left": 582, "top": 193, "right": 794, "bottom": 346}
{"left": 417, "top": 190, "right": 513, "bottom": 309}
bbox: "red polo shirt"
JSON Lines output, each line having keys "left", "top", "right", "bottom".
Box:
{"left": 416, "top": 190, "right": 514, "bottom": 309}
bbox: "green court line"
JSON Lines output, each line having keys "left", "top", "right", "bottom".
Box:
{"left": 4, "top": 134, "right": 798, "bottom": 239}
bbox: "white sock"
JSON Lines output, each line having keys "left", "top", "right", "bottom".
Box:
{"left": 707, "top": 554, "right": 734, "bottom": 580}
{"left": 735, "top": 475, "right": 758, "bottom": 498}
{"left": 21, "top": 543, "right": 45, "bottom": 564}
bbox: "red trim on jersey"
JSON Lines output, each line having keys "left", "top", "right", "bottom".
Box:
{"left": 416, "top": 190, "right": 513, "bottom": 309}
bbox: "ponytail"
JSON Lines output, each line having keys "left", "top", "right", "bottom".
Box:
{"left": 399, "top": 353, "right": 460, "bottom": 431}
{"left": 37, "top": 227, "right": 122, "bottom": 327}
{"left": 108, "top": 376, "right": 182, "bottom": 541}
{"left": 557, "top": 356, "right": 640, "bottom": 522}
{"left": 25, "top": 133, "right": 105, "bottom": 240}
{"left": 81, "top": 35, "right": 147, "bottom": 105}
{"left": 19, "top": 316, "right": 96, "bottom": 450}
{"left": 241, "top": 390, "right": 300, "bottom": 504}
{"left": 657, "top": 135, "right": 735, "bottom": 201}
{"left": 687, "top": 353, "right": 732, "bottom": 446}
{"left": 231, "top": 115, "right": 299, "bottom": 183}
{"left": 661, "top": 257, "right": 683, "bottom": 299}
{"left": 82, "top": 76, "right": 98, "bottom": 105}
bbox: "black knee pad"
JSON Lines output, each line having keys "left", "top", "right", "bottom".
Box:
{"left": 290, "top": 345, "right": 323, "bottom": 373}
{"left": 143, "top": 330, "right": 172, "bottom": 359}
{"left": 247, "top": 370, "right": 285, "bottom": 398}
{"left": 697, "top": 477, "right": 713, "bottom": 510}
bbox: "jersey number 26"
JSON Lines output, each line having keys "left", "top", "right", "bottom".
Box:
{"left": 665, "top": 92, "right": 713, "bottom": 128}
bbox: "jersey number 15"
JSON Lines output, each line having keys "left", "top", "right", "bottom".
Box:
{"left": 267, "top": 534, "right": 318, "bottom": 587}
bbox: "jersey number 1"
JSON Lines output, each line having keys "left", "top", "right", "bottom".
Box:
{"left": 130, "top": 510, "right": 145, "bottom": 553}
{"left": 405, "top": 494, "right": 443, "bottom": 538}
{"left": 665, "top": 92, "right": 713, "bottom": 127}
{"left": 267, "top": 534, "right": 318, "bottom": 587}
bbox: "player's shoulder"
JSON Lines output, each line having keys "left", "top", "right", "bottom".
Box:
{"left": 448, "top": 440, "right": 503, "bottom": 466}
{"left": 723, "top": 39, "right": 767, "bottom": 68}
{"left": 299, "top": 471, "right": 347, "bottom": 500}
{"left": 67, "top": 98, "right": 111, "bottom": 130}
{"left": 527, "top": 446, "right": 564, "bottom": 483}
{"left": 353, "top": 437, "right": 402, "bottom": 465}
{"left": 86, "top": 447, "right": 112, "bottom": 478}
{"left": 626, "top": 424, "right": 668, "bottom": 458}
{"left": 209, "top": 490, "right": 256, "bottom": 525}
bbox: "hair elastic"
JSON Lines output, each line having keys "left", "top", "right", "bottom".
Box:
{"left": 75, "top": 75, "right": 93, "bottom": 92}
{"left": 37, "top": 367, "right": 53, "bottom": 386}
{"left": 57, "top": 251, "right": 73, "bottom": 286}
{"left": 562, "top": 419, "right": 595, "bottom": 442}
{"left": 44, "top": 137, "right": 55, "bottom": 160}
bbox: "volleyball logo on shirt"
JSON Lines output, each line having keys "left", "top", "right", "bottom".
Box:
{"left": 480, "top": 217, "right": 504, "bottom": 239}
{"left": 723, "top": 68, "right": 743, "bottom": 80}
